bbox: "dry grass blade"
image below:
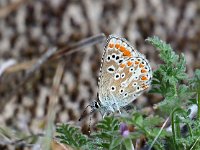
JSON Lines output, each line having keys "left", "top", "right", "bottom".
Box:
{"left": 51, "top": 33, "right": 106, "bottom": 59}
{"left": 0, "top": 59, "right": 16, "bottom": 77}
{"left": 190, "top": 136, "right": 200, "bottom": 150}
{"left": 0, "top": 125, "right": 44, "bottom": 147}
{"left": 25, "top": 47, "right": 57, "bottom": 81}
{"left": 41, "top": 61, "right": 65, "bottom": 150}
{"left": 5, "top": 33, "right": 106, "bottom": 74}
{"left": 148, "top": 117, "right": 170, "bottom": 150}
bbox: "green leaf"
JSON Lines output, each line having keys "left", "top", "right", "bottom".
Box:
{"left": 109, "top": 137, "right": 122, "bottom": 149}
{"left": 188, "top": 98, "right": 197, "bottom": 105}
{"left": 132, "top": 113, "right": 143, "bottom": 126}
{"left": 146, "top": 36, "right": 178, "bottom": 64}
{"left": 96, "top": 117, "right": 119, "bottom": 132}
{"left": 146, "top": 36, "right": 190, "bottom": 116}
{"left": 143, "top": 116, "right": 164, "bottom": 128}
{"left": 90, "top": 117, "right": 121, "bottom": 150}
{"left": 190, "top": 69, "right": 200, "bottom": 94}
{"left": 56, "top": 124, "right": 89, "bottom": 149}
{"left": 123, "top": 138, "right": 134, "bottom": 150}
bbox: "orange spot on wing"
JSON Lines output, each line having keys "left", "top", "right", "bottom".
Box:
{"left": 115, "top": 43, "right": 120, "bottom": 49}
{"left": 119, "top": 46, "right": 126, "bottom": 52}
{"left": 118, "top": 46, "right": 132, "bottom": 57}
{"left": 109, "top": 43, "right": 114, "bottom": 48}
{"left": 127, "top": 61, "right": 133, "bottom": 66}
{"left": 123, "top": 50, "right": 132, "bottom": 57}
{"left": 141, "top": 76, "right": 148, "bottom": 81}
{"left": 139, "top": 63, "right": 145, "bottom": 68}
{"left": 135, "top": 61, "right": 139, "bottom": 65}
{"left": 120, "top": 63, "right": 126, "bottom": 68}
{"left": 142, "top": 85, "right": 149, "bottom": 90}
{"left": 141, "top": 69, "right": 147, "bottom": 73}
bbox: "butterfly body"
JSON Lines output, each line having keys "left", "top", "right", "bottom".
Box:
{"left": 90, "top": 35, "right": 152, "bottom": 117}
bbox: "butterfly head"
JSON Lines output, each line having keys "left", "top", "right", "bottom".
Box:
{"left": 79, "top": 100, "right": 101, "bottom": 121}
{"left": 90, "top": 100, "right": 101, "bottom": 111}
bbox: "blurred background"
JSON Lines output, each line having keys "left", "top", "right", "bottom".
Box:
{"left": 0, "top": 0, "right": 200, "bottom": 149}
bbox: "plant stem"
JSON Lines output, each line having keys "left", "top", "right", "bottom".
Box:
{"left": 197, "top": 93, "right": 200, "bottom": 120}
{"left": 174, "top": 83, "right": 178, "bottom": 97}
{"left": 171, "top": 110, "right": 177, "bottom": 149}
{"left": 171, "top": 108, "right": 182, "bottom": 150}
{"left": 186, "top": 123, "right": 193, "bottom": 138}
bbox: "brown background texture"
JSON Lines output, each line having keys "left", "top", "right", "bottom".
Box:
{"left": 0, "top": 0, "right": 200, "bottom": 149}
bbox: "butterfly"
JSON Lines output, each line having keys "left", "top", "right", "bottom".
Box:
{"left": 80, "top": 35, "right": 152, "bottom": 120}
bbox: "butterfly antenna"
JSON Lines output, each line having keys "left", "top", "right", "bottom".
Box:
{"left": 79, "top": 105, "right": 96, "bottom": 134}
{"left": 88, "top": 110, "right": 93, "bottom": 134}
{"left": 79, "top": 104, "right": 91, "bottom": 121}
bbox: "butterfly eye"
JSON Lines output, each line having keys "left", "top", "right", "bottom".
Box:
{"left": 94, "top": 102, "right": 99, "bottom": 108}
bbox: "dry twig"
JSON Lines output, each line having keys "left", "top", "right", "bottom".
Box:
{"left": 5, "top": 33, "right": 106, "bottom": 74}
{"left": 41, "top": 61, "right": 65, "bottom": 150}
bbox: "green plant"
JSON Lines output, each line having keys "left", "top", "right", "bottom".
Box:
{"left": 56, "top": 36, "right": 200, "bottom": 150}
{"left": 56, "top": 124, "right": 89, "bottom": 149}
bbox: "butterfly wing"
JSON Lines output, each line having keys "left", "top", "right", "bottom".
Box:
{"left": 98, "top": 35, "right": 152, "bottom": 111}
{"left": 109, "top": 56, "right": 152, "bottom": 108}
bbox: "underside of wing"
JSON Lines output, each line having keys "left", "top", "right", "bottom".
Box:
{"left": 98, "top": 35, "right": 152, "bottom": 108}
{"left": 109, "top": 56, "right": 152, "bottom": 107}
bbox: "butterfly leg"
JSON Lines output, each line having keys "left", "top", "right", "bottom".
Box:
{"left": 112, "top": 102, "right": 121, "bottom": 114}
{"left": 118, "top": 108, "right": 121, "bottom": 114}
{"left": 114, "top": 102, "right": 121, "bottom": 114}
{"left": 102, "top": 112, "right": 107, "bottom": 118}
{"left": 109, "top": 105, "right": 115, "bottom": 113}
